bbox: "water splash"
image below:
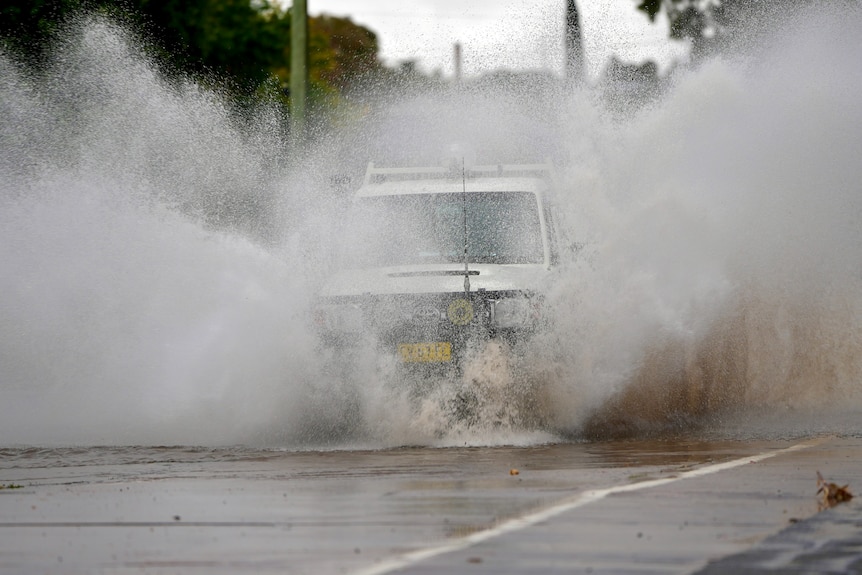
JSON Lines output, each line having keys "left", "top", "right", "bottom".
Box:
{"left": 2, "top": 5, "right": 862, "bottom": 447}
{"left": 0, "top": 18, "right": 319, "bottom": 445}
{"left": 539, "top": 3, "right": 862, "bottom": 438}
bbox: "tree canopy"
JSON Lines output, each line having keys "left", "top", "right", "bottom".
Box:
{"left": 0, "top": 0, "right": 387, "bottom": 112}
{"left": 635, "top": 0, "right": 818, "bottom": 60}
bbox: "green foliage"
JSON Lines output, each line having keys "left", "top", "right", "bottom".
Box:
{"left": 634, "top": 0, "right": 806, "bottom": 60}
{"left": 636, "top": 0, "right": 663, "bottom": 21}
{"left": 134, "top": 0, "right": 291, "bottom": 93}
{"left": 635, "top": 0, "right": 713, "bottom": 45}
{"left": 1, "top": 0, "right": 87, "bottom": 63}
{"left": 0, "top": 0, "right": 387, "bottom": 121}
{"left": 312, "top": 15, "right": 381, "bottom": 90}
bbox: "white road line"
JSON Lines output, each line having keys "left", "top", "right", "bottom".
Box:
{"left": 353, "top": 437, "right": 827, "bottom": 575}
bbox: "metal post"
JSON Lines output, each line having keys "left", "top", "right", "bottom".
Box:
{"left": 565, "top": 0, "right": 584, "bottom": 85}
{"left": 290, "top": 0, "right": 308, "bottom": 145}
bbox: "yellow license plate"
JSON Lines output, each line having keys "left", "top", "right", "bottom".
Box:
{"left": 397, "top": 342, "right": 452, "bottom": 363}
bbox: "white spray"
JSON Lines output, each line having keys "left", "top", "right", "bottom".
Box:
{"left": 1, "top": 5, "right": 861, "bottom": 447}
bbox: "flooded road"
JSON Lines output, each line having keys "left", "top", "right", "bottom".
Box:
{"left": 2, "top": 434, "right": 860, "bottom": 574}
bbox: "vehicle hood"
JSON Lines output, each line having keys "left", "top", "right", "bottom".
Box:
{"left": 319, "top": 264, "right": 550, "bottom": 298}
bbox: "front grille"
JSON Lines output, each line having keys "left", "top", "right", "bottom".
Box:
{"left": 319, "top": 290, "right": 534, "bottom": 360}
{"left": 363, "top": 293, "right": 489, "bottom": 346}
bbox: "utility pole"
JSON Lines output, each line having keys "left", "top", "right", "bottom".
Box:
{"left": 565, "top": 0, "right": 584, "bottom": 85}
{"left": 453, "top": 42, "right": 462, "bottom": 83}
{"left": 290, "top": 0, "right": 308, "bottom": 146}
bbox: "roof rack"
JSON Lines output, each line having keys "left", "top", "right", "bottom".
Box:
{"left": 363, "top": 161, "right": 554, "bottom": 185}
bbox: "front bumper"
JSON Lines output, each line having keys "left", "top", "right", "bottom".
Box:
{"left": 315, "top": 290, "right": 541, "bottom": 364}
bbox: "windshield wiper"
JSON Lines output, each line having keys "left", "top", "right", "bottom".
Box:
{"left": 388, "top": 270, "right": 480, "bottom": 278}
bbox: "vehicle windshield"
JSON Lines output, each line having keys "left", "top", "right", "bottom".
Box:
{"left": 345, "top": 191, "right": 544, "bottom": 267}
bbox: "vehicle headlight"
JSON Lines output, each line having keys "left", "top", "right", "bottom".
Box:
{"left": 315, "top": 303, "right": 364, "bottom": 333}
{"left": 491, "top": 297, "right": 537, "bottom": 329}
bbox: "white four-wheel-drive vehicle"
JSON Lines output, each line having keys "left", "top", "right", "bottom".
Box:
{"left": 315, "top": 160, "right": 561, "bottom": 371}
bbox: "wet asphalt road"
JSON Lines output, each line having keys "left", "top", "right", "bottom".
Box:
{"left": 1, "top": 436, "right": 860, "bottom": 574}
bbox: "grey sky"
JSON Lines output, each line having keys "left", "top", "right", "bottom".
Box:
{"left": 304, "top": 0, "right": 689, "bottom": 79}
